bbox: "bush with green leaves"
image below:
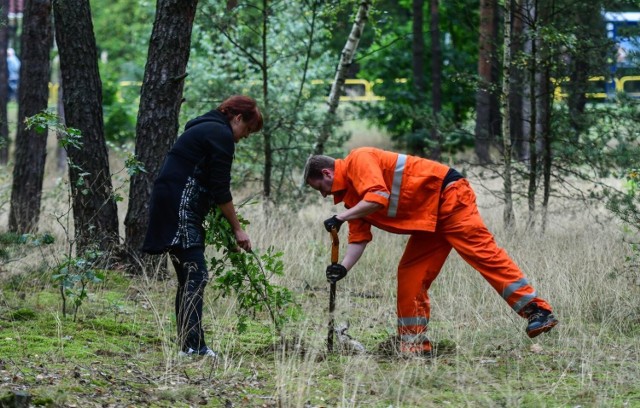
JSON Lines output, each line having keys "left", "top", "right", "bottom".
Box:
{"left": 204, "top": 207, "right": 299, "bottom": 334}
{"left": 606, "top": 168, "right": 640, "bottom": 284}
{"left": 607, "top": 168, "right": 640, "bottom": 233}
{"left": 53, "top": 249, "right": 105, "bottom": 322}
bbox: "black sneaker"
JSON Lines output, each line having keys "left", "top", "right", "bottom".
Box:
{"left": 524, "top": 304, "right": 558, "bottom": 338}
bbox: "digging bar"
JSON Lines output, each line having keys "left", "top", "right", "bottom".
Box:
{"left": 327, "top": 227, "right": 339, "bottom": 353}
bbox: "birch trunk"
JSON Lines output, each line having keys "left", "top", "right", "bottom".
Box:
{"left": 501, "top": 0, "right": 515, "bottom": 229}
{"left": 313, "top": 0, "right": 371, "bottom": 155}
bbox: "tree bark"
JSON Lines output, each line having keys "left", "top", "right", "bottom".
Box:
{"left": 8, "top": 0, "right": 52, "bottom": 233}
{"left": 538, "top": 0, "right": 554, "bottom": 232}
{"left": 124, "top": 0, "right": 198, "bottom": 271}
{"left": 412, "top": 0, "right": 425, "bottom": 96}
{"left": 409, "top": 0, "right": 426, "bottom": 157}
{"left": 565, "top": 2, "right": 601, "bottom": 142}
{"left": 314, "top": 0, "right": 370, "bottom": 155}
{"left": 526, "top": 3, "right": 538, "bottom": 230}
{"left": 261, "top": 0, "right": 271, "bottom": 200}
{"left": 55, "top": 74, "right": 67, "bottom": 172}
{"left": 53, "top": 0, "right": 119, "bottom": 252}
{"left": 539, "top": 61, "right": 552, "bottom": 232}
{"left": 0, "top": 0, "right": 9, "bottom": 165}
{"left": 429, "top": 0, "right": 441, "bottom": 160}
{"left": 510, "top": 2, "right": 525, "bottom": 160}
{"left": 474, "top": 0, "right": 498, "bottom": 164}
{"left": 501, "top": 0, "right": 515, "bottom": 229}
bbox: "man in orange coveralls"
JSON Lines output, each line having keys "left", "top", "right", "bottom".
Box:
{"left": 304, "top": 147, "right": 558, "bottom": 354}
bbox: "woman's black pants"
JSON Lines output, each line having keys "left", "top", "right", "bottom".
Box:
{"left": 169, "top": 246, "right": 209, "bottom": 352}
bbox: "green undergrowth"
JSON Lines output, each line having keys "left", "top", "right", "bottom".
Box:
{"left": 0, "top": 268, "right": 279, "bottom": 406}
{"left": 0, "top": 265, "right": 639, "bottom": 407}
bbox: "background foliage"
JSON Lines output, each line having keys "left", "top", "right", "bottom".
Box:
{"left": 356, "top": 0, "right": 478, "bottom": 155}
{"left": 182, "top": 0, "right": 348, "bottom": 202}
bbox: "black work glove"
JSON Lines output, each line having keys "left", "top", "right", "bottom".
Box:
{"left": 324, "top": 215, "right": 345, "bottom": 232}
{"left": 326, "top": 263, "right": 348, "bottom": 283}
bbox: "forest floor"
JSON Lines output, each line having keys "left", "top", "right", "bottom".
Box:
{"left": 0, "top": 257, "right": 638, "bottom": 408}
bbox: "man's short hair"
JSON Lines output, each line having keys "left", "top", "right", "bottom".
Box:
{"left": 303, "top": 155, "right": 335, "bottom": 182}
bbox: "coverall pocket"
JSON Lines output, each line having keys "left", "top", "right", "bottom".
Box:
{"left": 438, "top": 180, "right": 475, "bottom": 218}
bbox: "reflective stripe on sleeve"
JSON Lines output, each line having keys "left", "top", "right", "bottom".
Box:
{"left": 387, "top": 154, "right": 406, "bottom": 217}
{"left": 374, "top": 191, "right": 390, "bottom": 199}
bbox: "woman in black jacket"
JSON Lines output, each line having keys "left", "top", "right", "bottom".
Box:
{"left": 143, "top": 95, "right": 263, "bottom": 357}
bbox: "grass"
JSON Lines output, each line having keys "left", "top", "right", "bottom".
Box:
{"left": 0, "top": 124, "right": 639, "bottom": 406}
{"left": 1, "top": 191, "right": 639, "bottom": 407}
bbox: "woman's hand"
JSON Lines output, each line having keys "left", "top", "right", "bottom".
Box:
{"left": 234, "top": 229, "right": 252, "bottom": 252}
{"left": 218, "top": 201, "right": 252, "bottom": 252}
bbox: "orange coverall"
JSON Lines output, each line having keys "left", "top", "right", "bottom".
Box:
{"left": 331, "top": 147, "right": 553, "bottom": 352}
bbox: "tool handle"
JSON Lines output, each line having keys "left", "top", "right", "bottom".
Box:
{"left": 328, "top": 227, "right": 339, "bottom": 353}
{"left": 330, "top": 228, "right": 339, "bottom": 264}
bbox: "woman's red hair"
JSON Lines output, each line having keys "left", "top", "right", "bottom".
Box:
{"left": 217, "top": 95, "right": 264, "bottom": 133}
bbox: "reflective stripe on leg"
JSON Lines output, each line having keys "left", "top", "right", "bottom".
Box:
{"left": 398, "top": 317, "right": 429, "bottom": 327}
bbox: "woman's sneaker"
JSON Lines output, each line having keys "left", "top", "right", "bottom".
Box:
{"left": 178, "top": 346, "right": 217, "bottom": 358}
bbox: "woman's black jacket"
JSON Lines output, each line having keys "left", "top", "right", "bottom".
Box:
{"left": 142, "top": 110, "right": 235, "bottom": 254}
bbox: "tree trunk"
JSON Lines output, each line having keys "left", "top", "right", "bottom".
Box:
{"left": 538, "top": 0, "right": 553, "bottom": 232}
{"left": 520, "top": 0, "right": 532, "bottom": 162}
{"left": 539, "top": 62, "right": 552, "bottom": 232}
{"left": 526, "top": 9, "right": 538, "bottom": 230}
{"left": 8, "top": 0, "right": 52, "bottom": 233}
{"left": 314, "top": 0, "right": 370, "bottom": 155}
{"left": 409, "top": 0, "right": 426, "bottom": 157}
{"left": 50, "top": 50, "right": 66, "bottom": 172}
{"left": 55, "top": 75, "right": 67, "bottom": 172}
{"left": 566, "top": 2, "right": 601, "bottom": 142}
{"left": 474, "top": 0, "right": 498, "bottom": 164}
{"left": 489, "top": 2, "right": 501, "bottom": 148}
{"left": 429, "top": 0, "right": 441, "bottom": 160}
{"left": 510, "top": 1, "right": 525, "bottom": 160}
{"left": 284, "top": 0, "right": 319, "bottom": 197}
{"left": 412, "top": 0, "right": 425, "bottom": 96}
{"left": 261, "top": 0, "right": 271, "bottom": 200}
{"left": 501, "top": 0, "right": 514, "bottom": 229}
{"left": 0, "top": 0, "right": 9, "bottom": 165}
{"left": 53, "top": 0, "right": 119, "bottom": 253}
{"left": 124, "top": 0, "right": 198, "bottom": 271}
{"left": 541, "top": 81, "right": 552, "bottom": 234}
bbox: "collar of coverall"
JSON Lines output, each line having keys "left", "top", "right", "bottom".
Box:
{"left": 331, "top": 159, "right": 347, "bottom": 205}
